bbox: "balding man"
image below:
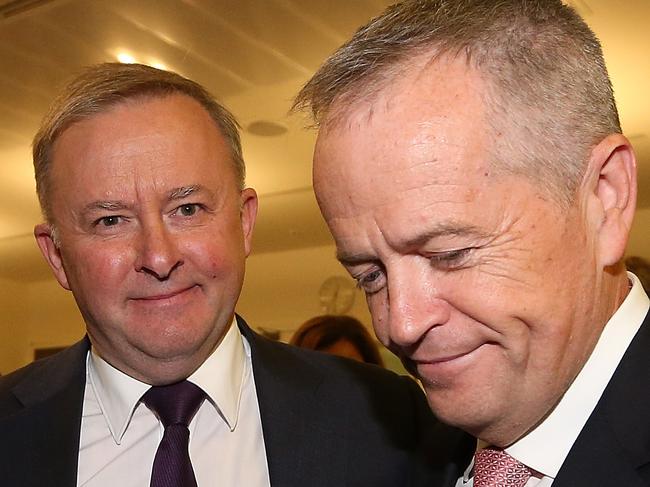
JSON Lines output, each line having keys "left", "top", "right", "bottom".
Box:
{"left": 296, "top": 1, "right": 649, "bottom": 485}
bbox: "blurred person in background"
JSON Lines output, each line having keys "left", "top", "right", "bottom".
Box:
{"left": 291, "top": 315, "right": 384, "bottom": 366}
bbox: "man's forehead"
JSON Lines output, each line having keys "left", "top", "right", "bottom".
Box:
{"left": 314, "top": 121, "right": 490, "bottom": 214}
{"left": 46, "top": 94, "right": 236, "bottom": 205}
{"left": 53, "top": 95, "right": 223, "bottom": 160}
{"left": 316, "top": 56, "right": 488, "bottom": 150}
{"left": 320, "top": 51, "right": 485, "bottom": 125}
{"left": 55, "top": 93, "right": 163, "bottom": 137}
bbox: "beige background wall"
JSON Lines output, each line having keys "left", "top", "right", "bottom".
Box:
{"left": 627, "top": 207, "right": 650, "bottom": 257}
{"left": 0, "top": 278, "right": 30, "bottom": 374}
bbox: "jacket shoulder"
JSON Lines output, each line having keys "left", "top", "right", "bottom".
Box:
{"left": 0, "top": 338, "right": 88, "bottom": 416}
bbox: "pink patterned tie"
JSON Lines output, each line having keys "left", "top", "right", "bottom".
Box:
{"left": 473, "top": 447, "right": 531, "bottom": 487}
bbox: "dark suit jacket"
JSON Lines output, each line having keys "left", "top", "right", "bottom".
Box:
{"left": 435, "top": 309, "right": 650, "bottom": 487}
{"left": 0, "top": 316, "right": 450, "bottom": 487}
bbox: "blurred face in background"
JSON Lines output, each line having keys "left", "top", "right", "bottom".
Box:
{"left": 35, "top": 94, "right": 257, "bottom": 385}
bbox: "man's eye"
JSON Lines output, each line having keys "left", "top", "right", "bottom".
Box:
{"left": 176, "top": 204, "right": 199, "bottom": 217}
{"left": 96, "top": 216, "right": 121, "bottom": 227}
{"left": 429, "top": 248, "right": 471, "bottom": 268}
{"left": 356, "top": 268, "right": 386, "bottom": 294}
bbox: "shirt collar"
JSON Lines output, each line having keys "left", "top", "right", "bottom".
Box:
{"left": 188, "top": 317, "right": 246, "bottom": 431}
{"left": 505, "top": 272, "right": 650, "bottom": 478}
{"left": 88, "top": 317, "right": 246, "bottom": 444}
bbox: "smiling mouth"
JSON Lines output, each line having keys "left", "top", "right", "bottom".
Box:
{"left": 409, "top": 344, "right": 485, "bottom": 380}
{"left": 133, "top": 285, "right": 197, "bottom": 301}
{"left": 425, "top": 351, "right": 473, "bottom": 364}
{"left": 412, "top": 347, "right": 477, "bottom": 366}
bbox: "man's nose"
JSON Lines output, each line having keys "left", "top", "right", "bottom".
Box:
{"left": 386, "top": 263, "right": 451, "bottom": 347}
{"left": 134, "top": 219, "right": 183, "bottom": 280}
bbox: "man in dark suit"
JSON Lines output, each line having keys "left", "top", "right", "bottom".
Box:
{"left": 0, "top": 63, "right": 442, "bottom": 486}
{"left": 296, "top": 0, "right": 650, "bottom": 485}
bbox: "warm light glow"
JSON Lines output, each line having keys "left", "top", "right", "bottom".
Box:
{"left": 116, "top": 52, "right": 136, "bottom": 64}
{"left": 150, "top": 60, "right": 167, "bottom": 71}
{"left": 113, "top": 50, "right": 168, "bottom": 70}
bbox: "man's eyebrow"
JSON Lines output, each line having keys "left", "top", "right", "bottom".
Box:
{"left": 336, "top": 223, "right": 488, "bottom": 266}
{"left": 402, "top": 222, "right": 488, "bottom": 249}
{"left": 81, "top": 186, "right": 209, "bottom": 214}
{"left": 168, "top": 185, "right": 204, "bottom": 200}
{"left": 337, "top": 250, "right": 377, "bottom": 267}
{"left": 82, "top": 201, "right": 129, "bottom": 213}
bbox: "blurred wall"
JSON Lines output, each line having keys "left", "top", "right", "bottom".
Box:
{"left": 627, "top": 207, "right": 650, "bottom": 257}
{"left": 0, "top": 278, "right": 30, "bottom": 374}
{"left": 0, "top": 278, "right": 84, "bottom": 374}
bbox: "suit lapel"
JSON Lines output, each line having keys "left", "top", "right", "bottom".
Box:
{"left": 554, "top": 310, "right": 650, "bottom": 487}
{"left": 434, "top": 426, "right": 475, "bottom": 487}
{"left": 553, "top": 415, "right": 647, "bottom": 487}
{"left": 238, "top": 316, "right": 346, "bottom": 487}
{"left": 1, "top": 338, "right": 88, "bottom": 487}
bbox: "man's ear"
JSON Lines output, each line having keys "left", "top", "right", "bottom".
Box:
{"left": 582, "top": 133, "right": 637, "bottom": 267}
{"left": 239, "top": 188, "right": 258, "bottom": 257}
{"left": 34, "top": 223, "right": 71, "bottom": 290}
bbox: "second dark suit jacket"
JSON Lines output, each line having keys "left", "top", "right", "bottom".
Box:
{"left": 0, "top": 316, "right": 455, "bottom": 487}
{"left": 433, "top": 309, "right": 650, "bottom": 487}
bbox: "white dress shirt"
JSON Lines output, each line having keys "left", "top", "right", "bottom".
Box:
{"left": 77, "top": 319, "right": 271, "bottom": 486}
{"left": 457, "top": 272, "right": 650, "bottom": 486}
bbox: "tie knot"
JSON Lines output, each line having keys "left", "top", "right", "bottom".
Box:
{"left": 142, "top": 380, "right": 206, "bottom": 428}
{"left": 474, "top": 447, "right": 531, "bottom": 487}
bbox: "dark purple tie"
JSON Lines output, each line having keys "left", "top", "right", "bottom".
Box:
{"left": 142, "top": 380, "right": 206, "bottom": 487}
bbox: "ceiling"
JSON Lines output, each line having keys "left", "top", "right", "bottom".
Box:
{"left": 1, "top": 0, "right": 648, "bottom": 281}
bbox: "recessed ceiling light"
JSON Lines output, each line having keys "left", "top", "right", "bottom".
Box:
{"left": 117, "top": 52, "right": 136, "bottom": 64}
{"left": 247, "top": 120, "right": 288, "bottom": 137}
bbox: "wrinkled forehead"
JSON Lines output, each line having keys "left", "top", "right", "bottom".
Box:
{"left": 313, "top": 56, "right": 492, "bottom": 219}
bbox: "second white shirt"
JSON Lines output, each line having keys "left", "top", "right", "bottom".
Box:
{"left": 77, "top": 319, "right": 271, "bottom": 487}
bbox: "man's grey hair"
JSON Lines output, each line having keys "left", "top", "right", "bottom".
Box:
{"left": 34, "top": 62, "right": 245, "bottom": 224}
{"left": 293, "top": 0, "right": 621, "bottom": 205}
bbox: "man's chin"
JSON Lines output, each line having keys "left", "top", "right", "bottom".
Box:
{"left": 126, "top": 351, "right": 206, "bottom": 385}
{"left": 94, "top": 336, "right": 209, "bottom": 384}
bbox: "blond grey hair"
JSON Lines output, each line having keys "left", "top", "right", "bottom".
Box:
{"left": 34, "top": 62, "right": 245, "bottom": 223}
{"left": 294, "top": 0, "right": 621, "bottom": 205}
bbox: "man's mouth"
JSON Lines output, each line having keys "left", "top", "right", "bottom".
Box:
{"left": 132, "top": 285, "right": 198, "bottom": 302}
